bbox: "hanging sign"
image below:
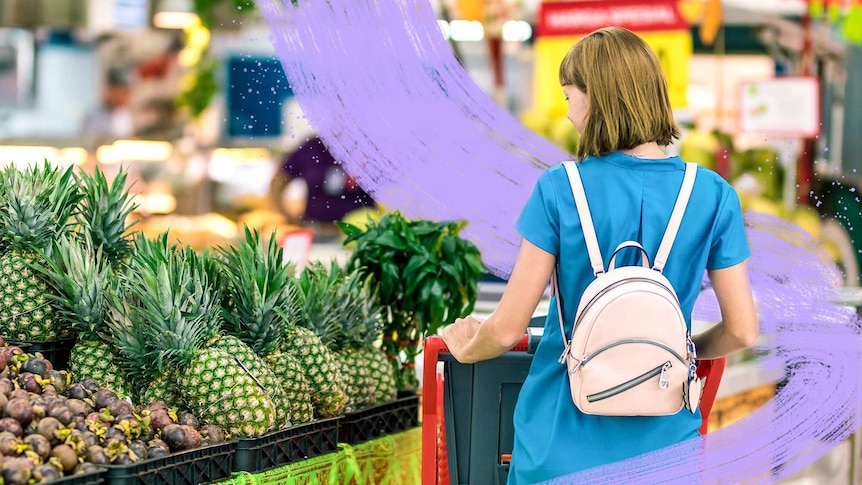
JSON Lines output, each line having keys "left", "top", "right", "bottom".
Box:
{"left": 739, "top": 76, "right": 821, "bottom": 138}
{"left": 532, "top": 0, "right": 692, "bottom": 117}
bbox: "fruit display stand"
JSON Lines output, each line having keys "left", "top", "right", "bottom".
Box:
{"left": 101, "top": 441, "right": 236, "bottom": 485}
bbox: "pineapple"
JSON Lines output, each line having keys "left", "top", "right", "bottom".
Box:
{"left": 337, "top": 262, "right": 397, "bottom": 406}
{"left": 0, "top": 161, "right": 84, "bottom": 341}
{"left": 76, "top": 166, "right": 138, "bottom": 269}
{"left": 103, "top": 285, "right": 170, "bottom": 406}
{"left": 296, "top": 260, "right": 396, "bottom": 412}
{"left": 121, "top": 233, "right": 278, "bottom": 437}
{"left": 217, "top": 228, "right": 311, "bottom": 427}
{"left": 37, "top": 235, "right": 131, "bottom": 397}
{"left": 282, "top": 325, "right": 347, "bottom": 418}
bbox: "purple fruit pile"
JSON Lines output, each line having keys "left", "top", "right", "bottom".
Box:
{"left": 0, "top": 339, "right": 227, "bottom": 484}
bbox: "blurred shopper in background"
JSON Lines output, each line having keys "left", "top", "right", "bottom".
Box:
{"left": 80, "top": 67, "right": 134, "bottom": 150}
{"left": 441, "top": 26, "right": 758, "bottom": 483}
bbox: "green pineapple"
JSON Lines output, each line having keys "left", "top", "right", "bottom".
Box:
{"left": 103, "top": 284, "right": 170, "bottom": 406}
{"left": 217, "top": 228, "right": 310, "bottom": 427}
{"left": 121, "top": 233, "right": 277, "bottom": 437}
{"left": 105, "top": 234, "right": 181, "bottom": 406}
{"left": 0, "top": 162, "right": 84, "bottom": 341}
{"left": 297, "top": 260, "right": 395, "bottom": 412}
{"left": 337, "top": 262, "right": 397, "bottom": 406}
{"left": 288, "top": 262, "right": 350, "bottom": 418}
{"left": 282, "top": 325, "right": 347, "bottom": 418}
{"left": 76, "top": 166, "right": 138, "bottom": 270}
{"left": 37, "top": 236, "right": 131, "bottom": 396}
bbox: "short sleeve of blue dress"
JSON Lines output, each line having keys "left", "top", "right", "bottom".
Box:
{"left": 707, "top": 189, "right": 751, "bottom": 270}
{"left": 516, "top": 170, "right": 560, "bottom": 257}
{"left": 506, "top": 154, "right": 749, "bottom": 484}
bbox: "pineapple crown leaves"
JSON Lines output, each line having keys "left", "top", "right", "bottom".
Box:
{"left": 32, "top": 235, "right": 112, "bottom": 340}
{"left": 77, "top": 165, "right": 140, "bottom": 268}
{"left": 176, "top": 245, "right": 223, "bottom": 328}
{"left": 0, "top": 161, "right": 85, "bottom": 253}
{"left": 122, "top": 237, "right": 218, "bottom": 372}
{"left": 102, "top": 286, "right": 159, "bottom": 387}
{"left": 294, "top": 259, "right": 383, "bottom": 350}
{"left": 216, "top": 226, "right": 294, "bottom": 357}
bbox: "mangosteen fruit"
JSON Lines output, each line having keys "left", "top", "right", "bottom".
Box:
{"left": 79, "top": 380, "right": 99, "bottom": 394}
{"left": 34, "top": 417, "right": 62, "bottom": 445}
{"left": 50, "top": 445, "right": 77, "bottom": 473}
{"left": 144, "top": 401, "right": 169, "bottom": 412}
{"left": 102, "top": 427, "right": 126, "bottom": 443}
{"left": 4, "top": 399, "right": 32, "bottom": 427}
{"left": 108, "top": 399, "right": 133, "bottom": 418}
{"left": 74, "top": 462, "right": 99, "bottom": 475}
{"left": 92, "top": 390, "right": 118, "bottom": 412}
{"left": 146, "top": 438, "right": 170, "bottom": 458}
{"left": 113, "top": 451, "right": 135, "bottom": 464}
{"left": 20, "top": 359, "right": 47, "bottom": 379}
{"left": 148, "top": 408, "right": 173, "bottom": 431}
{"left": 200, "top": 424, "right": 225, "bottom": 445}
{"left": 66, "top": 399, "right": 92, "bottom": 418}
{"left": 47, "top": 405, "right": 73, "bottom": 426}
{"left": 32, "top": 463, "right": 61, "bottom": 483}
{"left": 0, "top": 418, "right": 22, "bottom": 438}
{"left": 0, "top": 432, "right": 21, "bottom": 456}
{"left": 65, "top": 384, "right": 88, "bottom": 401}
{"left": 0, "top": 378, "right": 13, "bottom": 397}
{"left": 161, "top": 424, "right": 202, "bottom": 452}
{"left": 43, "top": 371, "right": 67, "bottom": 395}
{"left": 81, "top": 431, "right": 98, "bottom": 448}
{"left": 115, "top": 414, "right": 141, "bottom": 438}
{"left": 85, "top": 445, "right": 109, "bottom": 465}
{"left": 176, "top": 412, "right": 199, "bottom": 429}
{"left": 1, "top": 456, "right": 33, "bottom": 485}
{"left": 40, "top": 386, "right": 57, "bottom": 398}
{"left": 16, "top": 373, "right": 40, "bottom": 395}
{"left": 8, "top": 390, "right": 29, "bottom": 402}
{"left": 127, "top": 439, "right": 147, "bottom": 460}
{"left": 22, "top": 434, "right": 50, "bottom": 461}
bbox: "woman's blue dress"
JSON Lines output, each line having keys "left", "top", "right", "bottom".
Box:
{"left": 509, "top": 152, "right": 751, "bottom": 484}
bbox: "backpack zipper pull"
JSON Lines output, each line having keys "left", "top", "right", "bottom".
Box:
{"left": 558, "top": 340, "right": 572, "bottom": 364}
{"left": 658, "top": 362, "right": 672, "bottom": 389}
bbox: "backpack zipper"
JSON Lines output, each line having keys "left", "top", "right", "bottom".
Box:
{"left": 578, "top": 338, "right": 687, "bottom": 369}
{"left": 572, "top": 277, "right": 681, "bottom": 335}
{"left": 586, "top": 361, "right": 672, "bottom": 403}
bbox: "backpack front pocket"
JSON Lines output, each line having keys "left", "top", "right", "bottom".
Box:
{"left": 568, "top": 340, "right": 688, "bottom": 416}
{"left": 586, "top": 361, "right": 671, "bottom": 403}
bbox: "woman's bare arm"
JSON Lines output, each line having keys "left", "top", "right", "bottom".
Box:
{"left": 692, "top": 260, "right": 759, "bottom": 359}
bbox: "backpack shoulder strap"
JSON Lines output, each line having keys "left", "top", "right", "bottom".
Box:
{"left": 562, "top": 161, "right": 605, "bottom": 276}
{"left": 653, "top": 162, "right": 698, "bottom": 273}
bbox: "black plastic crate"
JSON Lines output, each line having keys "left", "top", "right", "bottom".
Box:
{"left": 233, "top": 417, "right": 340, "bottom": 473}
{"left": 102, "top": 441, "right": 235, "bottom": 485}
{"left": 51, "top": 468, "right": 107, "bottom": 485}
{"left": 339, "top": 393, "right": 420, "bottom": 445}
{"left": 8, "top": 338, "right": 76, "bottom": 371}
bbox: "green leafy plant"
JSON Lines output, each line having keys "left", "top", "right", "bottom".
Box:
{"left": 337, "top": 211, "right": 486, "bottom": 390}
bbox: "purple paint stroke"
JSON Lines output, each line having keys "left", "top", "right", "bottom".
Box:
{"left": 256, "top": 0, "right": 862, "bottom": 482}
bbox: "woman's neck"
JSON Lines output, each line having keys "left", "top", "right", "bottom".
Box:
{"left": 621, "top": 142, "right": 667, "bottom": 159}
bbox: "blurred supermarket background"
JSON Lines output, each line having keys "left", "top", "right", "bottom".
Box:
{"left": 0, "top": 0, "right": 861, "bottom": 483}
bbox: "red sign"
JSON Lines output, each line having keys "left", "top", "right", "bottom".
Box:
{"left": 537, "top": 0, "right": 689, "bottom": 37}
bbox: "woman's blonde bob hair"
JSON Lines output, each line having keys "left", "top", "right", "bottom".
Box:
{"left": 559, "top": 27, "right": 680, "bottom": 160}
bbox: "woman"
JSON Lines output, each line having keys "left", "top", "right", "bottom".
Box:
{"left": 440, "top": 27, "right": 758, "bottom": 483}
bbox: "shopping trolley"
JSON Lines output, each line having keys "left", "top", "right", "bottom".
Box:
{"left": 421, "top": 320, "right": 726, "bottom": 485}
